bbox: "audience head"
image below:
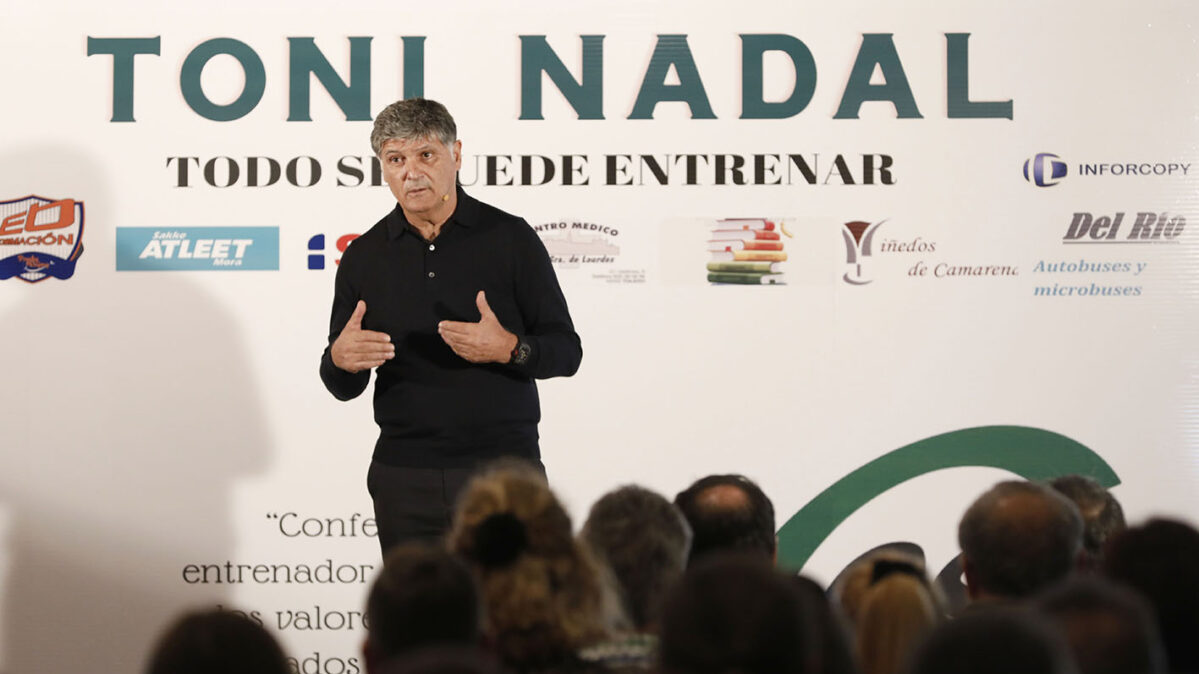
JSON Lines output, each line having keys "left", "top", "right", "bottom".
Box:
{"left": 1102, "top": 517, "right": 1199, "bottom": 674}
{"left": 363, "top": 543, "right": 481, "bottom": 672}
{"left": 836, "top": 553, "right": 943, "bottom": 674}
{"left": 659, "top": 554, "right": 813, "bottom": 674}
{"left": 903, "top": 608, "right": 1078, "bottom": 674}
{"left": 1049, "top": 475, "right": 1125, "bottom": 566}
{"left": 958, "top": 480, "right": 1084, "bottom": 600}
{"left": 674, "top": 474, "right": 776, "bottom": 564}
{"left": 145, "top": 607, "right": 290, "bottom": 674}
{"left": 447, "top": 459, "right": 612, "bottom": 670}
{"left": 580, "top": 484, "right": 692, "bottom": 631}
{"left": 1036, "top": 576, "right": 1166, "bottom": 674}
{"left": 792, "top": 575, "right": 860, "bottom": 674}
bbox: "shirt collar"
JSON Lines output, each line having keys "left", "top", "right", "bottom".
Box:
{"left": 386, "top": 185, "right": 478, "bottom": 240}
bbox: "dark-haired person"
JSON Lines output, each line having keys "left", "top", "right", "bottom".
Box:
{"left": 363, "top": 543, "right": 482, "bottom": 673}
{"left": 447, "top": 460, "right": 617, "bottom": 673}
{"left": 145, "top": 608, "right": 290, "bottom": 674}
{"left": 674, "top": 474, "right": 776, "bottom": 564}
{"left": 958, "top": 480, "right": 1084, "bottom": 605}
{"left": 319, "top": 98, "right": 582, "bottom": 554}
{"left": 1036, "top": 576, "right": 1167, "bottom": 674}
{"left": 1102, "top": 518, "right": 1199, "bottom": 674}
{"left": 903, "top": 609, "right": 1078, "bottom": 674}
{"left": 658, "top": 554, "right": 815, "bottom": 674}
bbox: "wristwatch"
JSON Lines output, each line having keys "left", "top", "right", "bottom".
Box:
{"left": 509, "top": 338, "right": 531, "bottom": 366}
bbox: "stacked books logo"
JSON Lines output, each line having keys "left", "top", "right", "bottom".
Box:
{"left": 706, "top": 218, "right": 787, "bottom": 285}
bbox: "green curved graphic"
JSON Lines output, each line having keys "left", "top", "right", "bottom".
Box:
{"left": 776, "top": 425, "right": 1120, "bottom": 570}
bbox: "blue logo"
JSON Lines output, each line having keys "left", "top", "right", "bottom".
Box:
{"left": 0, "top": 195, "right": 85, "bottom": 283}
{"left": 1023, "top": 152, "right": 1068, "bottom": 187}
{"left": 307, "top": 233, "right": 359, "bottom": 270}
{"left": 116, "top": 227, "right": 279, "bottom": 271}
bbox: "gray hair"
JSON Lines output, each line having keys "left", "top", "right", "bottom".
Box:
{"left": 581, "top": 485, "right": 692, "bottom": 630}
{"left": 370, "top": 98, "right": 457, "bottom": 156}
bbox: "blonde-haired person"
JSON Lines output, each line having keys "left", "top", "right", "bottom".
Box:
{"left": 447, "top": 460, "right": 621, "bottom": 673}
{"left": 836, "top": 553, "right": 945, "bottom": 674}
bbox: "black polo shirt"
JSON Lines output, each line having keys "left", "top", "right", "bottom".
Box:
{"left": 320, "top": 188, "right": 582, "bottom": 468}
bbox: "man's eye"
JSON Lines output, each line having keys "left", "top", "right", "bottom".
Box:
{"left": 423, "top": 152, "right": 433, "bottom": 159}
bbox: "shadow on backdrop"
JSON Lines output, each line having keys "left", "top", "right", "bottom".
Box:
{"left": 0, "top": 145, "right": 273, "bottom": 673}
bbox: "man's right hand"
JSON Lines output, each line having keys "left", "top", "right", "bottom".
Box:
{"left": 331, "top": 300, "right": 395, "bottom": 373}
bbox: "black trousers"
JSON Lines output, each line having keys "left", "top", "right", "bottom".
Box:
{"left": 367, "top": 459, "right": 545, "bottom": 555}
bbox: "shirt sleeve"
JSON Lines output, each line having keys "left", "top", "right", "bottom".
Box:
{"left": 508, "top": 220, "right": 583, "bottom": 379}
{"left": 319, "top": 245, "right": 371, "bottom": 400}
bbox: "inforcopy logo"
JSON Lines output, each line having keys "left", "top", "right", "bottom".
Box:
{"left": 0, "top": 195, "right": 85, "bottom": 283}
{"left": 116, "top": 227, "right": 279, "bottom": 270}
{"left": 1023, "top": 152, "right": 1068, "bottom": 187}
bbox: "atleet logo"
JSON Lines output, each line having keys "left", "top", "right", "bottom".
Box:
{"left": 116, "top": 227, "right": 279, "bottom": 270}
{"left": 1063, "top": 211, "right": 1185, "bottom": 244}
{"left": 1023, "top": 152, "right": 1067, "bottom": 187}
{"left": 841, "top": 220, "right": 885, "bottom": 285}
{"left": 0, "top": 195, "right": 85, "bottom": 283}
{"left": 307, "top": 233, "right": 360, "bottom": 270}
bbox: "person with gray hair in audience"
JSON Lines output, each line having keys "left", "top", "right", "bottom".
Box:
{"left": 958, "top": 480, "right": 1084, "bottom": 605}
{"left": 1049, "top": 474, "right": 1125, "bottom": 568}
{"left": 579, "top": 485, "right": 692, "bottom": 670}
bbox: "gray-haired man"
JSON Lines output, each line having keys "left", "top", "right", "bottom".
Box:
{"left": 320, "top": 98, "right": 582, "bottom": 554}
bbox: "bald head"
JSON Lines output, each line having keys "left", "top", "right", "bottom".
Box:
{"left": 958, "top": 480, "right": 1083, "bottom": 600}
{"left": 675, "top": 474, "right": 775, "bottom": 564}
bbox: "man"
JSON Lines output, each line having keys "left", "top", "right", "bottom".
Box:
{"left": 674, "top": 474, "right": 776, "bottom": 564}
{"left": 362, "top": 544, "right": 482, "bottom": 673}
{"left": 1048, "top": 474, "right": 1125, "bottom": 568}
{"left": 320, "top": 98, "right": 582, "bottom": 553}
{"left": 958, "top": 480, "right": 1084, "bottom": 604}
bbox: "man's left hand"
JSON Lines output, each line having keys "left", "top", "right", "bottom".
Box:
{"left": 438, "top": 290, "right": 518, "bottom": 364}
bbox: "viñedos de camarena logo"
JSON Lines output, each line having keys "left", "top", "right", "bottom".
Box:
{"left": 841, "top": 220, "right": 885, "bottom": 285}
{"left": 307, "top": 233, "right": 360, "bottom": 270}
{"left": 0, "top": 195, "right": 85, "bottom": 283}
{"left": 1023, "top": 152, "right": 1068, "bottom": 187}
{"left": 116, "top": 227, "right": 279, "bottom": 271}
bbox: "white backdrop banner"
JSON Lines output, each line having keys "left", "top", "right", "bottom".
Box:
{"left": 2, "top": 1, "right": 1198, "bottom": 672}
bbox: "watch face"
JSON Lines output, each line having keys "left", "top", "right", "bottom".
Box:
{"left": 513, "top": 341, "right": 531, "bottom": 365}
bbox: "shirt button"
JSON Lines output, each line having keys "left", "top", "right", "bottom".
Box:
{"left": 427, "top": 271, "right": 436, "bottom": 278}
{"left": 428, "top": 244, "right": 436, "bottom": 251}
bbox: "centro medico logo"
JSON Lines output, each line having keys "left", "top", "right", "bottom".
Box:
{"left": 1023, "top": 152, "right": 1068, "bottom": 187}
